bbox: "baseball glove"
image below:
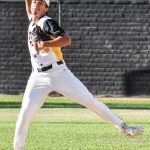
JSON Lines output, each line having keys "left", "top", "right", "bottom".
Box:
{"left": 31, "top": 25, "right": 50, "bottom": 42}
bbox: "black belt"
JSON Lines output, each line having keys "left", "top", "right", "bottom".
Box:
{"left": 37, "top": 60, "right": 63, "bottom": 72}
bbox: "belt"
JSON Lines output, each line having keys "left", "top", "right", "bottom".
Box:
{"left": 36, "top": 60, "right": 63, "bottom": 72}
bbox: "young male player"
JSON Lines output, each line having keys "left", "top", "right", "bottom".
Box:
{"left": 14, "top": 0, "right": 143, "bottom": 149}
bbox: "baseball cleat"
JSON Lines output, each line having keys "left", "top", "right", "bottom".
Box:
{"left": 119, "top": 123, "right": 143, "bottom": 137}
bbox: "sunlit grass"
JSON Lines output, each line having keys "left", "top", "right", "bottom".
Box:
{"left": 0, "top": 108, "right": 150, "bottom": 150}
{"left": 0, "top": 95, "right": 150, "bottom": 149}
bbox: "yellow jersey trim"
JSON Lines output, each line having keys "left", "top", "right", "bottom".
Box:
{"left": 50, "top": 35, "right": 63, "bottom": 60}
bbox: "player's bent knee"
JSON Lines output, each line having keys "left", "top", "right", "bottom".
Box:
{"left": 75, "top": 91, "right": 98, "bottom": 105}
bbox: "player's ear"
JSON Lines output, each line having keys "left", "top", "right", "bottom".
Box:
{"left": 45, "top": 6, "right": 48, "bottom": 12}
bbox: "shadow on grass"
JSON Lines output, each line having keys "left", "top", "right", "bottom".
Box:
{"left": 0, "top": 102, "right": 150, "bottom": 109}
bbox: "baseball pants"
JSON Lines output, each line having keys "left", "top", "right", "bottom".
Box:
{"left": 14, "top": 61, "right": 124, "bottom": 150}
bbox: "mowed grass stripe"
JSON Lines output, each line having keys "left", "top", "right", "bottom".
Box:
{"left": 0, "top": 108, "right": 150, "bottom": 123}
{"left": 0, "top": 95, "right": 150, "bottom": 109}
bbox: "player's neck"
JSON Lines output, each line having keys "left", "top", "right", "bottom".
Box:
{"left": 31, "top": 14, "right": 45, "bottom": 23}
{"left": 32, "top": 15, "right": 40, "bottom": 23}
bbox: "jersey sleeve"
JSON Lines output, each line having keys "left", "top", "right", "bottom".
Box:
{"left": 43, "top": 19, "right": 65, "bottom": 37}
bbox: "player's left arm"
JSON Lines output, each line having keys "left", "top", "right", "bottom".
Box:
{"left": 34, "top": 19, "right": 71, "bottom": 49}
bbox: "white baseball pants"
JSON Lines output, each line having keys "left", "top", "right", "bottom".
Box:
{"left": 14, "top": 62, "right": 124, "bottom": 150}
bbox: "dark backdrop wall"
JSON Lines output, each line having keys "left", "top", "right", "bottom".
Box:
{"left": 0, "top": 0, "right": 150, "bottom": 96}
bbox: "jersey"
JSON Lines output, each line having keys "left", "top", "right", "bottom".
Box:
{"left": 28, "top": 15, "right": 65, "bottom": 68}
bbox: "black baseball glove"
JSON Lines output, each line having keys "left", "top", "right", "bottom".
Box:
{"left": 31, "top": 25, "right": 50, "bottom": 42}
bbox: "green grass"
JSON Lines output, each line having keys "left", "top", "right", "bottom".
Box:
{"left": 1, "top": 94, "right": 150, "bottom": 109}
{"left": 0, "top": 95, "right": 150, "bottom": 150}
{"left": 0, "top": 108, "right": 150, "bottom": 150}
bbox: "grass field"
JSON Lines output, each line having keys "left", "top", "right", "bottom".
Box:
{"left": 0, "top": 95, "right": 150, "bottom": 150}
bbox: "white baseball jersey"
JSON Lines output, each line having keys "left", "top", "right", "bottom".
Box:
{"left": 28, "top": 15, "right": 65, "bottom": 68}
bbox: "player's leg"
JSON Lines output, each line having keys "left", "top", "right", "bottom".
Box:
{"left": 52, "top": 69, "right": 143, "bottom": 137}
{"left": 52, "top": 69, "right": 124, "bottom": 128}
{"left": 14, "top": 73, "right": 52, "bottom": 150}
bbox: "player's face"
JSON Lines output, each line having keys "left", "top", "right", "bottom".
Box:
{"left": 31, "top": 0, "right": 48, "bottom": 16}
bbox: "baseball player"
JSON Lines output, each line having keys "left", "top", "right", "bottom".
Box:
{"left": 14, "top": 0, "right": 143, "bottom": 149}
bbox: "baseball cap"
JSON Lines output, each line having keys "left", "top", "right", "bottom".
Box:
{"left": 43, "top": 0, "right": 50, "bottom": 6}
{"left": 32, "top": 0, "right": 50, "bottom": 7}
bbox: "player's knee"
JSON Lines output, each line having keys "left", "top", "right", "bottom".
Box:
{"left": 77, "top": 91, "right": 97, "bottom": 104}
{"left": 18, "top": 108, "right": 32, "bottom": 123}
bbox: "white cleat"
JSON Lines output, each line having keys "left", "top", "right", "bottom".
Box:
{"left": 119, "top": 123, "right": 144, "bottom": 137}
